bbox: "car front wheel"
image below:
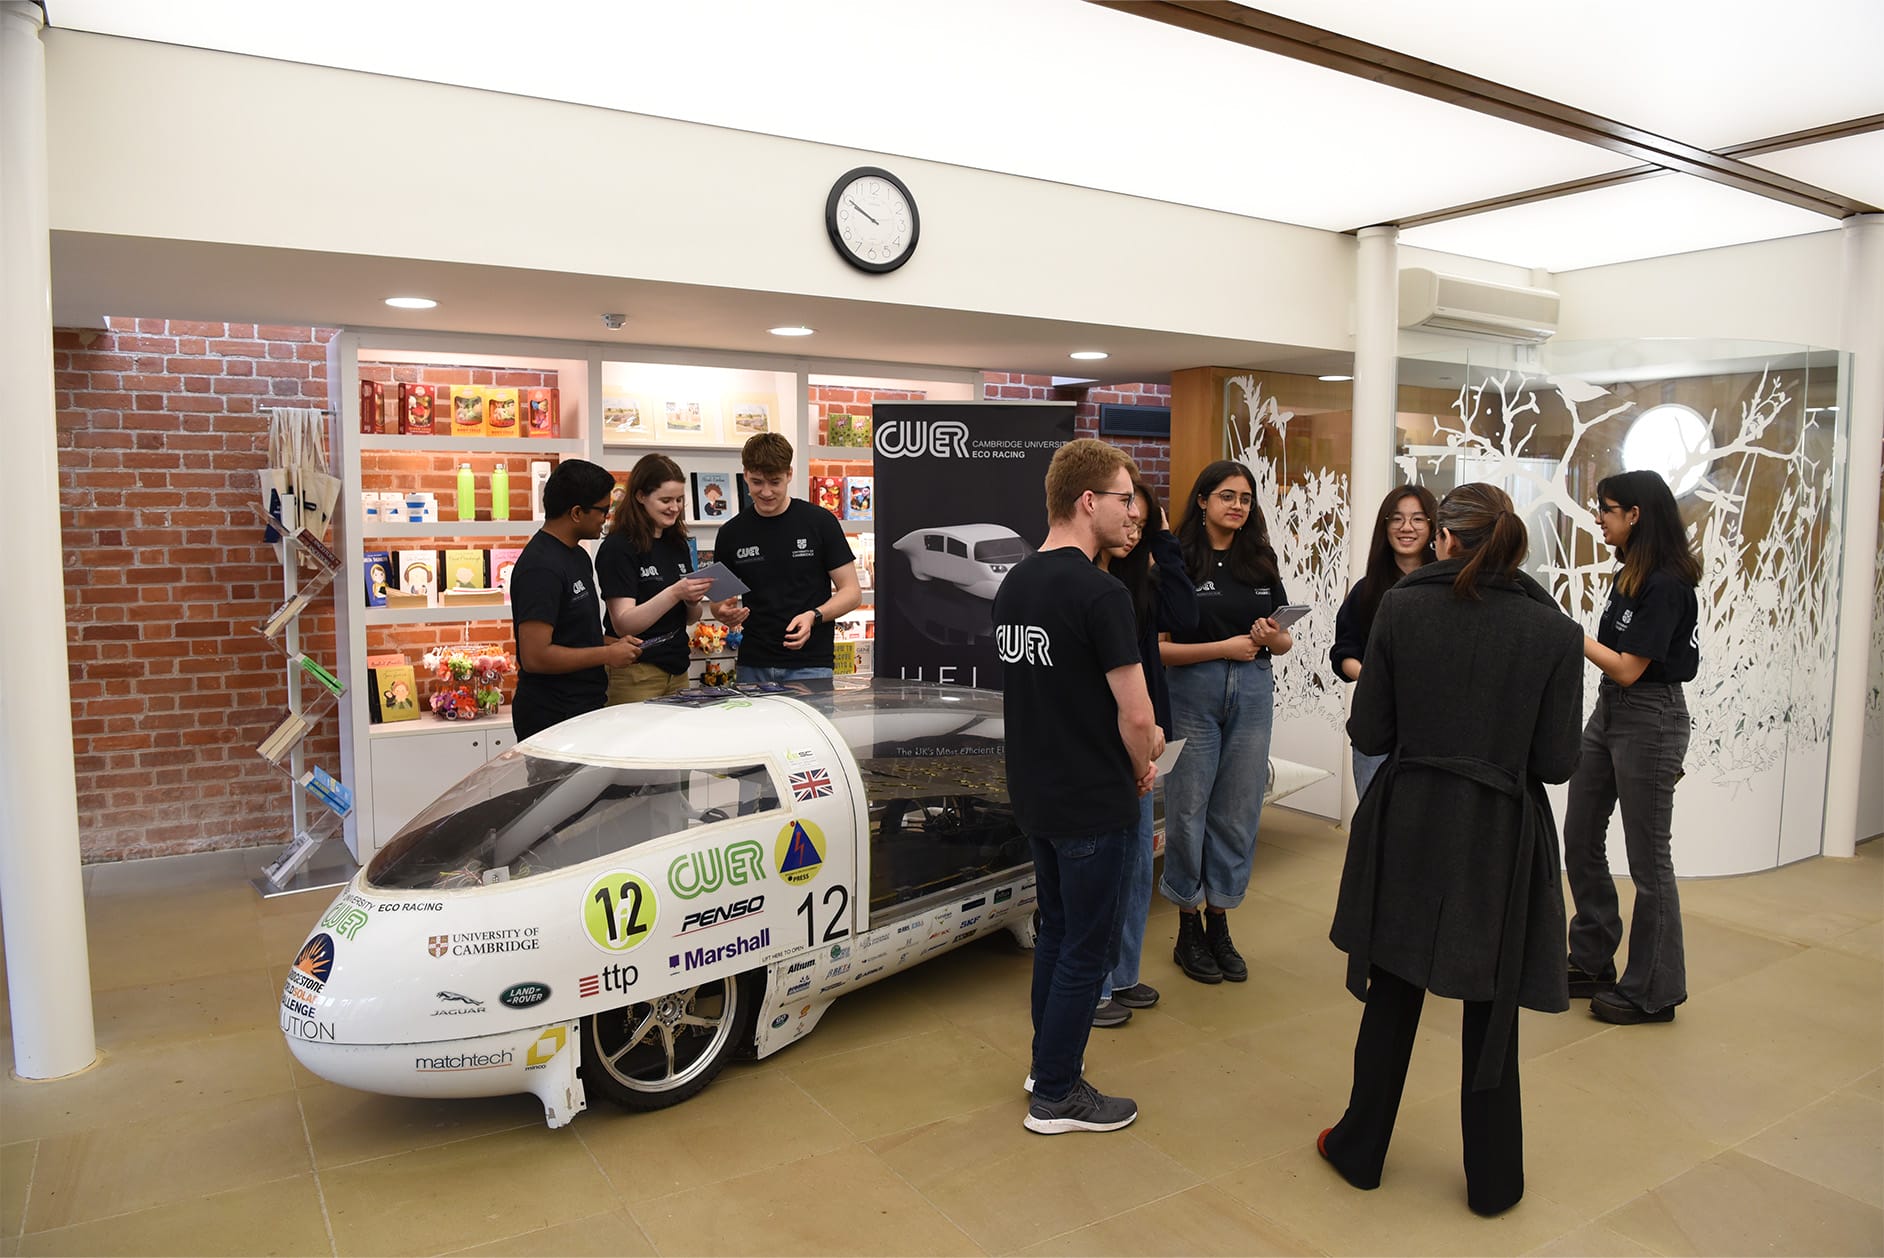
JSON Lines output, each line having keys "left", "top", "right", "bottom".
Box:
{"left": 580, "top": 973, "right": 756, "bottom": 1111}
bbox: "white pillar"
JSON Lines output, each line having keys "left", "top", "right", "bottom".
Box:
{"left": 0, "top": 0, "right": 98, "bottom": 1078}
{"left": 1342, "top": 225, "right": 1399, "bottom": 824}
{"left": 1823, "top": 214, "right": 1884, "bottom": 859}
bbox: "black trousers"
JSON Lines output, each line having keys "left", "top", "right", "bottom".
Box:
{"left": 1324, "top": 966, "right": 1525, "bottom": 1216}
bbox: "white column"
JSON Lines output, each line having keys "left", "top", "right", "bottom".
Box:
{"left": 1823, "top": 214, "right": 1884, "bottom": 859}
{"left": 0, "top": 0, "right": 98, "bottom": 1078}
{"left": 1342, "top": 225, "right": 1399, "bottom": 824}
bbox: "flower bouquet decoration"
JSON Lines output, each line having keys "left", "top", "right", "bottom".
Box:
{"left": 422, "top": 647, "right": 515, "bottom": 720}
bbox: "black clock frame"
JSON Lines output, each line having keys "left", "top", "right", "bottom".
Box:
{"left": 825, "top": 166, "right": 920, "bottom": 274}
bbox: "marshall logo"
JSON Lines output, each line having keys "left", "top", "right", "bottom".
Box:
{"left": 996, "top": 625, "right": 1052, "bottom": 666}
{"left": 875, "top": 419, "right": 969, "bottom": 460}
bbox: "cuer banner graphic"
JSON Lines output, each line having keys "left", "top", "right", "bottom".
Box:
{"left": 873, "top": 402, "right": 1075, "bottom": 689}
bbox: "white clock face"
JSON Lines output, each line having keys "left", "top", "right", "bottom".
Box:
{"left": 833, "top": 174, "right": 914, "bottom": 267}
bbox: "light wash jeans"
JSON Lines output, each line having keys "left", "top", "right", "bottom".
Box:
{"left": 1101, "top": 790, "right": 1156, "bottom": 1001}
{"left": 738, "top": 665, "right": 834, "bottom": 684}
{"left": 1158, "top": 658, "right": 1275, "bottom": 911}
{"left": 1353, "top": 748, "right": 1388, "bottom": 801}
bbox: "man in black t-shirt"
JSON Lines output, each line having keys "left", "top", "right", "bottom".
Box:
{"left": 995, "top": 438, "right": 1160, "bottom": 1136}
{"left": 508, "top": 460, "right": 642, "bottom": 742}
{"left": 710, "top": 433, "right": 861, "bottom": 683}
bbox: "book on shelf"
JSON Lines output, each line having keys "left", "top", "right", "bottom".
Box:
{"left": 843, "top": 475, "right": 873, "bottom": 521}
{"left": 490, "top": 546, "right": 524, "bottom": 595}
{"left": 298, "top": 765, "right": 354, "bottom": 817}
{"left": 691, "top": 471, "right": 733, "bottom": 522}
{"left": 394, "top": 549, "right": 442, "bottom": 602}
{"left": 257, "top": 709, "right": 311, "bottom": 764}
{"left": 369, "top": 663, "right": 420, "bottom": 724}
{"left": 363, "top": 551, "right": 392, "bottom": 607}
{"left": 293, "top": 653, "right": 345, "bottom": 697}
{"left": 442, "top": 548, "right": 489, "bottom": 591}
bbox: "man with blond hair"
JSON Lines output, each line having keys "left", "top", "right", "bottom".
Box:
{"left": 995, "top": 438, "right": 1161, "bottom": 1134}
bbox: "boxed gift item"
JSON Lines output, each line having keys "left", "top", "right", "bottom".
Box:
{"left": 398, "top": 383, "right": 436, "bottom": 435}
{"left": 826, "top": 412, "right": 852, "bottom": 446}
{"left": 359, "top": 380, "right": 387, "bottom": 435}
{"left": 484, "top": 387, "right": 520, "bottom": 438}
{"left": 812, "top": 476, "right": 843, "bottom": 516}
{"left": 844, "top": 475, "right": 873, "bottom": 521}
{"left": 523, "top": 387, "right": 559, "bottom": 436}
{"left": 450, "top": 386, "right": 486, "bottom": 437}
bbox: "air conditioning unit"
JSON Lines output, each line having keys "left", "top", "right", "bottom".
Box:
{"left": 1398, "top": 268, "right": 1559, "bottom": 342}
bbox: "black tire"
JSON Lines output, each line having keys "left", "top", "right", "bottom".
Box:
{"left": 580, "top": 971, "right": 758, "bottom": 1112}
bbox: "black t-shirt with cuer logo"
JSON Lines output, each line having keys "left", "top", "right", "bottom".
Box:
{"left": 1597, "top": 567, "right": 1699, "bottom": 684}
{"left": 509, "top": 530, "right": 606, "bottom": 736}
{"left": 717, "top": 499, "right": 854, "bottom": 670}
{"left": 1175, "top": 549, "right": 1287, "bottom": 654}
{"left": 994, "top": 546, "right": 1142, "bottom": 839}
{"left": 596, "top": 529, "right": 693, "bottom": 675}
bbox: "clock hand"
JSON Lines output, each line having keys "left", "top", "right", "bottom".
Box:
{"left": 847, "top": 198, "right": 880, "bottom": 226}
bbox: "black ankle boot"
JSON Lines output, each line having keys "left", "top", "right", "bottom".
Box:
{"left": 1173, "top": 911, "right": 1222, "bottom": 984}
{"left": 1204, "top": 911, "right": 1248, "bottom": 982}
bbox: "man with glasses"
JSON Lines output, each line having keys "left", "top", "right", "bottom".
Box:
{"left": 509, "top": 459, "right": 642, "bottom": 742}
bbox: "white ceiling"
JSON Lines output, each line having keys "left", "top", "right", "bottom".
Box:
{"left": 1749, "top": 132, "right": 1884, "bottom": 211}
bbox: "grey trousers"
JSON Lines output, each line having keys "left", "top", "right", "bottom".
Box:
{"left": 1562, "top": 681, "right": 1690, "bottom": 1013}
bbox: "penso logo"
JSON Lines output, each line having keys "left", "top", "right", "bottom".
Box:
{"left": 875, "top": 419, "right": 969, "bottom": 460}
{"left": 996, "top": 625, "right": 1052, "bottom": 666}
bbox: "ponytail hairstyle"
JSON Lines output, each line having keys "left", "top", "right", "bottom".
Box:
{"left": 1597, "top": 469, "right": 1701, "bottom": 596}
{"left": 1356, "top": 484, "right": 1439, "bottom": 635}
{"left": 611, "top": 452, "right": 690, "bottom": 554}
{"left": 1435, "top": 482, "right": 1528, "bottom": 600}
{"left": 1176, "top": 460, "right": 1280, "bottom": 589}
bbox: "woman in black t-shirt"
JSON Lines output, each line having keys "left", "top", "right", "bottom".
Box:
{"left": 1563, "top": 470, "right": 1702, "bottom": 1025}
{"left": 1158, "top": 460, "right": 1293, "bottom": 986}
{"left": 596, "top": 454, "right": 713, "bottom": 703}
{"left": 1331, "top": 484, "right": 1438, "bottom": 799}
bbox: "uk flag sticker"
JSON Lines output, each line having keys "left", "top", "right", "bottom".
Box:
{"left": 789, "top": 768, "right": 833, "bottom": 801}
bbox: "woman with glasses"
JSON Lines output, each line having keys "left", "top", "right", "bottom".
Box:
{"left": 1322, "top": 483, "right": 1581, "bottom": 1216}
{"left": 596, "top": 453, "right": 714, "bottom": 703}
{"left": 1331, "top": 485, "right": 1439, "bottom": 798}
{"left": 1562, "top": 470, "right": 1701, "bottom": 1025}
{"left": 1158, "top": 460, "right": 1292, "bottom": 985}
{"left": 1092, "top": 475, "right": 1198, "bottom": 1026}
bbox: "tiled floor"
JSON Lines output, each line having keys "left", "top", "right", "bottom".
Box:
{"left": 2, "top": 813, "right": 1879, "bottom": 1257}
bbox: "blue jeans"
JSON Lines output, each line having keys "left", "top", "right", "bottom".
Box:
{"left": 738, "top": 665, "right": 833, "bottom": 684}
{"left": 1353, "top": 748, "right": 1387, "bottom": 801}
{"left": 1101, "top": 792, "right": 1156, "bottom": 1001}
{"left": 1029, "top": 826, "right": 1131, "bottom": 1103}
{"left": 1159, "top": 658, "right": 1274, "bottom": 910}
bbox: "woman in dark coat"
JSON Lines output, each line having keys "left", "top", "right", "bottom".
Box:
{"left": 1320, "top": 483, "right": 1583, "bottom": 1217}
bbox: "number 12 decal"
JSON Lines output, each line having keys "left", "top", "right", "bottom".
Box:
{"left": 796, "top": 885, "right": 849, "bottom": 948}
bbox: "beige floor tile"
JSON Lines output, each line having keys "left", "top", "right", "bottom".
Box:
{"left": 784, "top": 1024, "right": 1019, "bottom": 1140}
{"left": 1, "top": 1142, "right": 34, "bottom": 1238}
{"left": 25, "top": 1091, "right": 312, "bottom": 1231}
{"left": 1822, "top": 919, "right": 1884, "bottom": 962}
{"left": 16, "top": 1173, "right": 327, "bottom": 1258}
{"left": 1521, "top": 1220, "right": 1661, "bottom": 1256}
{"left": 0, "top": 1029, "right": 296, "bottom": 1141}
{"left": 1849, "top": 1068, "right": 1884, "bottom": 1103}
{"left": 758, "top": 977, "right": 949, "bottom": 1067}
{"left": 84, "top": 849, "right": 259, "bottom": 898}
{"left": 630, "top": 1146, "right": 979, "bottom": 1256}
{"left": 1016, "top": 1183, "right": 1317, "bottom": 1257}
{"left": 1215, "top": 1144, "right": 1584, "bottom": 1257}
{"left": 1736, "top": 1092, "right": 1884, "bottom": 1208}
{"left": 895, "top": 936, "right": 1036, "bottom": 1026}
{"left": 1102, "top": 1039, "right": 1332, "bottom": 1179}
{"left": 1149, "top": 960, "right": 1350, "bottom": 1038}
{"left": 870, "top": 1100, "right": 1198, "bottom": 1253}
{"left": 1222, "top": 1002, "right": 1460, "bottom": 1112}
{"left": 1677, "top": 851, "right": 1883, "bottom": 946}
{"left": 953, "top": 997, "right": 1203, "bottom": 1085}
{"left": 1676, "top": 911, "right": 1808, "bottom": 992}
{"left": 1601, "top": 1149, "right": 1884, "bottom": 1257}
{"left": 298, "top": 1079, "right": 546, "bottom": 1169}
{"left": 581, "top": 1070, "right": 853, "bottom": 1203}
{"left": 321, "top": 1125, "right": 617, "bottom": 1257}
{"left": 446, "top": 1208, "right": 653, "bottom": 1257}
{"left": 91, "top": 967, "right": 279, "bottom": 1051}
{"left": 85, "top": 911, "right": 268, "bottom": 994}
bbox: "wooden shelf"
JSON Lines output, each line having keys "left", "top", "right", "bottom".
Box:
{"left": 364, "top": 605, "right": 512, "bottom": 626}
{"left": 362, "top": 521, "right": 537, "bottom": 538}
{"left": 362, "top": 435, "right": 584, "bottom": 454}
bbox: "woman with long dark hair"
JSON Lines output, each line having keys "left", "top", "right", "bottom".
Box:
{"left": 1563, "top": 469, "right": 1702, "bottom": 1025}
{"left": 1331, "top": 484, "right": 1438, "bottom": 797}
{"left": 1322, "top": 483, "right": 1581, "bottom": 1216}
{"left": 1158, "top": 460, "right": 1293, "bottom": 985}
{"left": 1092, "top": 475, "right": 1198, "bottom": 1026}
{"left": 595, "top": 453, "right": 713, "bottom": 703}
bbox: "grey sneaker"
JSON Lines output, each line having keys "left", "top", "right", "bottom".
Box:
{"left": 1024, "top": 1079, "right": 1138, "bottom": 1134}
{"left": 1112, "top": 982, "right": 1160, "bottom": 1009}
{"left": 1092, "top": 999, "right": 1133, "bottom": 1028}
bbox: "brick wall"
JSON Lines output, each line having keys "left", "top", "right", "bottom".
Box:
{"left": 981, "top": 372, "right": 1173, "bottom": 496}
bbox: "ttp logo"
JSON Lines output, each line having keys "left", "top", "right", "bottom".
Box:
{"left": 875, "top": 419, "right": 968, "bottom": 459}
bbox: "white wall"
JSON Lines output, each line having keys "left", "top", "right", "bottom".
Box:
{"left": 43, "top": 30, "right": 1354, "bottom": 354}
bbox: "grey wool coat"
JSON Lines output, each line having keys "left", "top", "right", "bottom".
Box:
{"left": 1329, "top": 559, "right": 1582, "bottom": 1085}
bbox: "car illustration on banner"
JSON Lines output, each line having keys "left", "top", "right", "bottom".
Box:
{"left": 893, "top": 524, "right": 1031, "bottom": 600}
{"left": 280, "top": 681, "right": 1326, "bottom": 1127}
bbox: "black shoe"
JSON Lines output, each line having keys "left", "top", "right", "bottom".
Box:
{"left": 1023, "top": 1079, "right": 1138, "bottom": 1134}
{"left": 1567, "top": 958, "right": 1617, "bottom": 999}
{"left": 1590, "top": 990, "right": 1675, "bottom": 1024}
{"left": 1091, "top": 999, "right": 1133, "bottom": 1028}
{"left": 1111, "top": 982, "right": 1160, "bottom": 1009}
{"left": 1173, "top": 912, "right": 1222, "bottom": 984}
{"left": 1204, "top": 911, "right": 1248, "bottom": 982}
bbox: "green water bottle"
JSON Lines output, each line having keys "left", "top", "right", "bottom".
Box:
{"left": 456, "top": 462, "right": 475, "bottom": 521}
{"left": 490, "top": 462, "right": 510, "bottom": 521}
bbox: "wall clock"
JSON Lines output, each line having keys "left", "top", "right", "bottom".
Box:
{"left": 825, "top": 166, "right": 919, "bottom": 274}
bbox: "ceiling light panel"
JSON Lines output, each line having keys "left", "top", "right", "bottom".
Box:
{"left": 1746, "top": 131, "right": 1884, "bottom": 210}
{"left": 1246, "top": 0, "right": 1884, "bottom": 151}
{"left": 47, "top": 0, "right": 1634, "bottom": 233}
{"left": 1399, "top": 172, "right": 1838, "bottom": 272}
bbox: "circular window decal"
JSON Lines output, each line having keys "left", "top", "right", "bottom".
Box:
{"left": 1622, "top": 403, "right": 1713, "bottom": 496}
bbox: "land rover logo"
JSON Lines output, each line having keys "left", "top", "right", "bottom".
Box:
{"left": 499, "top": 982, "right": 551, "bottom": 1008}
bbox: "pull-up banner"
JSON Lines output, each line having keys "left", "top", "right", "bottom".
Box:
{"left": 872, "top": 402, "right": 1076, "bottom": 690}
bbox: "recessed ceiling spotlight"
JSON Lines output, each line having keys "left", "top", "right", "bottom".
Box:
{"left": 769, "top": 325, "right": 815, "bottom": 337}
{"left": 384, "top": 296, "right": 437, "bottom": 310}
{"left": 1318, "top": 374, "right": 1353, "bottom": 382}
{"left": 1069, "top": 350, "right": 1108, "bottom": 361}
